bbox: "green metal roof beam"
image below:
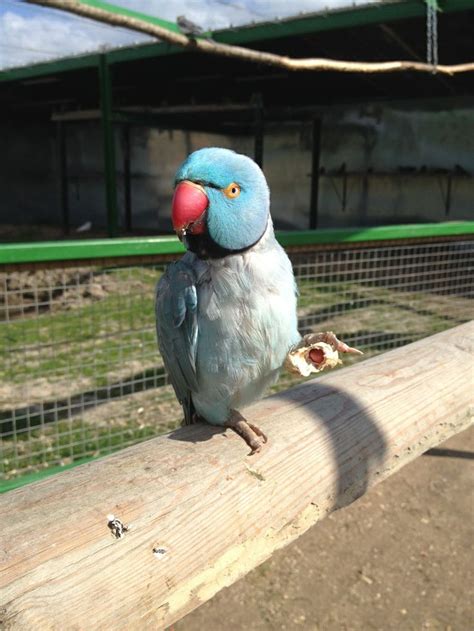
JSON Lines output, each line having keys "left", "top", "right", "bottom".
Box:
{"left": 213, "top": 0, "right": 474, "bottom": 45}
{"left": 79, "top": 0, "right": 181, "bottom": 33}
{"left": 2, "top": 0, "right": 474, "bottom": 83}
{"left": 0, "top": 222, "right": 473, "bottom": 266}
{"left": 0, "top": 53, "right": 100, "bottom": 83}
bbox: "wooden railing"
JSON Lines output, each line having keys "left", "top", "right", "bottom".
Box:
{"left": 1, "top": 322, "right": 472, "bottom": 630}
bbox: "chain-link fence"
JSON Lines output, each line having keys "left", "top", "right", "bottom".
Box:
{"left": 1, "top": 236, "right": 472, "bottom": 482}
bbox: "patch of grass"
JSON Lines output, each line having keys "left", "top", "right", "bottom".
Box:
{"left": 296, "top": 279, "right": 355, "bottom": 311}
{"left": 1, "top": 415, "right": 180, "bottom": 478}
{"left": 0, "top": 267, "right": 161, "bottom": 385}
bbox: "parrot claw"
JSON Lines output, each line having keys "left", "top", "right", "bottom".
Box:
{"left": 303, "top": 331, "right": 363, "bottom": 356}
{"left": 225, "top": 410, "right": 267, "bottom": 455}
{"left": 191, "top": 412, "right": 206, "bottom": 424}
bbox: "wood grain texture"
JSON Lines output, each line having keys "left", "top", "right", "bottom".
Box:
{"left": 1, "top": 323, "right": 473, "bottom": 630}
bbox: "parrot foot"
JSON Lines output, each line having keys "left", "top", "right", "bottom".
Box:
{"left": 303, "top": 331, "right": 363, "bottom": 355}
{"left": 191, "top": 412, "right": 206, "bottom": 424}
{"left": 225, "top": 410, "right": 267, "bottom": 455}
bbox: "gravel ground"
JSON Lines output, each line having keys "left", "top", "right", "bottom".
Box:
{"left": 176, "top": 426, "right": 473, "bottom": 631}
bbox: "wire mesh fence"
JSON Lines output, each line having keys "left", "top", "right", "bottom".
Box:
{"left": 1, "top": 237, "right": 472, "bottom": 481}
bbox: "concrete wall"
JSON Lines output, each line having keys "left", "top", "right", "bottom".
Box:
{"left": 318, "top": 105, "right": 474, "bottom": 227}
{"left": 67, "top": 123, "right": 107, "bottom": 229}
{"left": 264, "top": 124, "right": 312, "bottom": 230}
{"left": 0, "top": 122, "right": 60, "bottom": 226}
{"left": 125, "top": 126, "right": 311, "bottom": 231}
{"left": 1, "top": 103, "right": 472, "bottom": 236}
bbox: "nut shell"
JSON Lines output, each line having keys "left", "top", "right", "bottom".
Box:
{"left": 285, "top": 341, "right": 341, "bottom": 377}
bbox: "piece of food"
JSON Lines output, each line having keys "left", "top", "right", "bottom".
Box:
{"left": 285, "top": 331, "right": 363, "bottom": 377}
{"left": 285, "top": 341, "right": 341, "bottom": 376}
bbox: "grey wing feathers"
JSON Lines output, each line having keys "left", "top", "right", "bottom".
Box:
{"left": 155, "top": 260, "right": 199, "bottom": 424}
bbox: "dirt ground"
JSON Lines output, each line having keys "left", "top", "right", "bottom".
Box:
{"left": 176, "top": 427, "right": 473, "bottom": 631}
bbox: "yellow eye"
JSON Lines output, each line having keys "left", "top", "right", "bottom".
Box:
{"left": 223, "top": 182, "right": 241, "bottom": 199}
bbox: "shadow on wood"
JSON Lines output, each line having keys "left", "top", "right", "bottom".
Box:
{"left": 169, "top": 381, "right": 388, "bottom": 512}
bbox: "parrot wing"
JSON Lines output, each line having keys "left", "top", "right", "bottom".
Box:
{"left": 155, "top": 259, "right": 199, "bottom": 425}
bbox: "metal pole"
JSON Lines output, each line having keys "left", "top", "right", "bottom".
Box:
{"left": 99, "top": 54, "right": 119, "bottom": 237}
{"left": 445, "top": 173, "right": 452, "bottom": 216}
{"left": 253, "top": 94, "right": 264, "bottom": 168}
{"left": 123, "top": 124, "right": 132, "bottom": 232}
{"left": 309, "top": 118, "right": 322, "bottom": 229}
{"left": 57, "top": 120, "right": 70, "bottom": 235}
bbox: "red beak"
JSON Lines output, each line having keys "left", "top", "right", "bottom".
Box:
{"left": 172, "top": 180, "right": 209, "bottom": 237}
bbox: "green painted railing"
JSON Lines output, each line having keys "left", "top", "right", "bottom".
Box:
{"left": 0, "top": 457, "right": 102, "bottom": 494}
{"left": 1, "top": 222, "right": 473, "bottom": 266}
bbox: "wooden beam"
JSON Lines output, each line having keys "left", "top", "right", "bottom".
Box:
{"left": 1, "top": 323, "right": 472, "bottom": 630}
{"left": 378, "top": 23, "right": 455, "bottom": 94}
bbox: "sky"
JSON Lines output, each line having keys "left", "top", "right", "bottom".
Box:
{"left": 0, "top": 0, "right": 381, "bottom": 71}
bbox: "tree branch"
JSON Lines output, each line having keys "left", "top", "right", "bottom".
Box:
{"left": 26, "top": 0, "right": 474, "bottom": 75}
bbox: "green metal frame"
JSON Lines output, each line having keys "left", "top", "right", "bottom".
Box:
{"left": 1, "top": 0, "right": 473, "bottom": 83}
{"left": 1, "top": 222, "right": 473, "bottom": 266}
{"left": 80, "top": 0, "right": 181, "bottom": 32}
{"left": 0, "top": 457, "right": 101, "bottom": 494}
{"left": 98, "top": 55, "right": 119, "bottom": 238}
{"left": 213, "top": 0, "right": 474, "bottom": 45}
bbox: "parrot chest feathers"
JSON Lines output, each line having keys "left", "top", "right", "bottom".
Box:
{"left": 195, "top": 228, "right": 300, "bottom": 383}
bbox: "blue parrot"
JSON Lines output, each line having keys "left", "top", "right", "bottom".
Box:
{"left": 155, "top": 148, "right": 358, "bottom": 453}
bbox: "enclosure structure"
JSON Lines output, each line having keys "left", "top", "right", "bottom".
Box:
{"left": 1, "top": 9, "right": 473, "bottom": 624}
{"left": 1, "top": 1, "right": 473, "bottom": 490}
{"left": 1, "top": 223, "right": 473, "bottom": 490}
{"left": 0, "top": 0, "right": 473, "bottom": 237}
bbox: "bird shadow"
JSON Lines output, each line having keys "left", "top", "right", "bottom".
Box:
{"left": 167, "top": 379, "right": 388, "bottom": 511}
{"left": 168, "top": 422, "right": 226, "bottom": 445}
{"left": 278, "top": 382, "right": 387, "bottom": 510}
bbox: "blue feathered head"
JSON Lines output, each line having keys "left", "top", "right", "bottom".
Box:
{"left": 171, "top": 147, "right": 270, "bottom": 258}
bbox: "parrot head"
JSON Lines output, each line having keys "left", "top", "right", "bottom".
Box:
{"left": 171, "top": 147, "right": 270, "bottom": 259}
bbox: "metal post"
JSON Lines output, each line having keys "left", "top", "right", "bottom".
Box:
{"left": 99, "top": 54, "right": 119, "bottom": 237}
{"left": 57, "top": 120, "right": 70, "bottom": 235}
{"left": 253, "top": 94, "right": 264, "bottom": 168}
{"left": 122, "top": 124, "right": 132, "bottom": 232}
{"left": 445, "top": 173, "right": 452, "bottom": 216}
{"left": 309, "top": 118, "right": 322, "bottom": 229}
